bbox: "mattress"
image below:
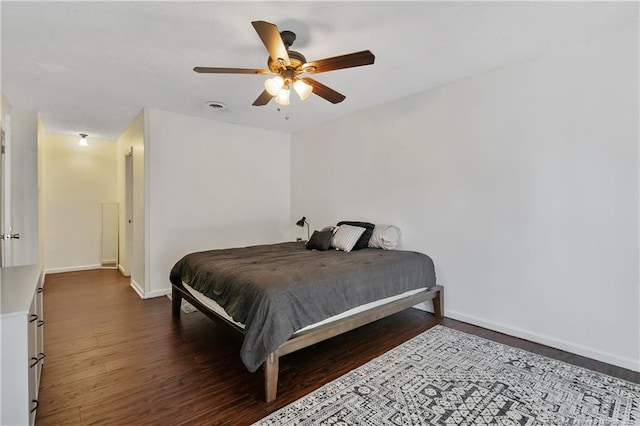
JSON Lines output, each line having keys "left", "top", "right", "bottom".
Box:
{"left": 183, "top": 281, "right": 427, "bottom": 336}
{"left": 170, "top": 242, "right": 436, "bottom": 371}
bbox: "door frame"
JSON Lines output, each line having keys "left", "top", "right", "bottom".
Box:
{"left": 1, "top": 116, "right": 12, "bottom": 266}
{"left": 122, "top": 147, "right": 133, "bottom": 277}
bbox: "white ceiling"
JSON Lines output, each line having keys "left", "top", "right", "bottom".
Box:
{"left": 2, "top": 1, "right": 637, "bottom": 140}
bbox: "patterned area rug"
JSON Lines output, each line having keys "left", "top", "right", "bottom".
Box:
{"left": 254, "top": 326, "right": 639, "bottom": 425}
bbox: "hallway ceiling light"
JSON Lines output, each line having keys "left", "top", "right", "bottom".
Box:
{"left": 79, "top": 133, "right": 88, "bottom": 147}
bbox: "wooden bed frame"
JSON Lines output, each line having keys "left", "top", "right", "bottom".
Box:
{"left": 171, "top": 281, "right": 444, "bottom": 402}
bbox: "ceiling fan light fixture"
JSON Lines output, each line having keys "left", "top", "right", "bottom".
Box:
{"left": 79, "top": 133, "right": 88, "bottom": 147}
{"left": 265, "top": 76, "right": 284, "bottom": 96}
{"left": 293, "top": 79, "right": 313, "bottom": 100}
{"left": 275, "top": 86, "right": 290, "bottom": 105}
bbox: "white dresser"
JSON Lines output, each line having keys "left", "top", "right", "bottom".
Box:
{"left": 1, "top": 265, "right": 45, "bottom": 426}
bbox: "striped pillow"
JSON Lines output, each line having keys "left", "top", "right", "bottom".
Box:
{"left": 331, "top": 225, "right": 366, "bottom": 252}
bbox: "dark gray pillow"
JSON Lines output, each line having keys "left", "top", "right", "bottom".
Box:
{"left": 337, "top": 221, "right": 375, "bottom": 250}
{"left": 306, "top": 230, "right": 333, "bottom": 251}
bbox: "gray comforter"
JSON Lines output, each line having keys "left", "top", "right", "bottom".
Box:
{"left": 169, "top": 242, "right": 436, "bottom": 372}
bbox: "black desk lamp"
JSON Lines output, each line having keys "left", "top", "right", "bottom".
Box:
{"left": 296, "top": 216, "right": 310, "bottom": 240}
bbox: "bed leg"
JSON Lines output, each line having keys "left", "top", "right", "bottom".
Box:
{"left": 172, "top": 286, "right": 182, "bottom": 317}
{"left": 264, "top": 352, "right": 279, "bottom": 403}
{"left": 433, "top": 286, "right": 444, "bottom": 319}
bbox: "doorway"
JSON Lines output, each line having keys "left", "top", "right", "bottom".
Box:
{"left": 1, "top": 116, "right": 12, "bottom": 266}
{"left": 122, "top": 148, "right": 133, "bottom": 277}
{"left": 0, "top": 126, "right": 5, "bottom": 266}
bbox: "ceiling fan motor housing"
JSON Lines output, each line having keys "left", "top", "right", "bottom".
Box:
{"left": 269, "top": 50, "right": 307, "bottom": 74}
{"left": 268, "top": 29, "right": 308, "bottom": 78}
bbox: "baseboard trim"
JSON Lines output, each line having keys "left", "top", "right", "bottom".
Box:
{"left": 143, "top": 288, "right": 171, "bottom": 299}
{"left": 130, "top": 280, "right": 144, "bottom": 299}
{"left": 118, "top": 264, "right": 130, "bottom": 276}
{"left": 445, "top": 309, "right": 640, "bottom": 373}
{"left": 128, "top": 280, "right": 169, "bottom": 299}
{"left": 45, "top": 264, "right": 101, "bottom": 274}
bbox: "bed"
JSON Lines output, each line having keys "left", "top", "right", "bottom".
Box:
{"left": 169, "top": 241, "right": 444, "bottom": 402}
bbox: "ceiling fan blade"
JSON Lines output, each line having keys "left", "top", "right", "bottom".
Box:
{"left": 302, "top": 77, "right": 346, "bottom": 104}
{"left": 251, "top": 21, "right": 290, "bottom": 67}
{"left": 252, "top": 89, "right": 273, "bottom": 106}
{"left": 302, "top": 50, "right": 375, "bottom": 74}
{"left": 193, "top": 67, "right": 270, "bottom": 75}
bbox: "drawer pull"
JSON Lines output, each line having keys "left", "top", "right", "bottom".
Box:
{"left": 29, "top": 314, "right": 38, "bottom": 323}
{"left": 30, "top": 399, "right": 39, "bottom": 413}
{"left": 37, "top": 287, "right": 44, "bottom": 293}
{"left": 38, "top": 319, "right": 45, "bottom": 327}
{"left": 29, "top": 353, "right": 45, "bottom": 368}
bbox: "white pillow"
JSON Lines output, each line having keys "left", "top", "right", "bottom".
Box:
{"left": 368, "top": 225, "right": 401, "bottom": 250}
{"left": 331, "top": 225, "right": 366, "bottom": 252}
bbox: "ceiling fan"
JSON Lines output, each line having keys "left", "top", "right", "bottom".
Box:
{"left": 194, "top": 21, "right": 375, "bottom": 106}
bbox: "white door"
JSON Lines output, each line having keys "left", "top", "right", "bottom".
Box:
{"left": 1, "top": 110, "right": 40, "bottom": 267}
{"left": 0, "top": 124, "right": 4, "bottom": 265}
{"left": 1, "top": 115, "right": 17, "bottom": 266}
{"left": 122, "top": 149, "right": 133, "bottom": 276}
{"left": 2, "top": 111, "right": 39, "bottom": 267}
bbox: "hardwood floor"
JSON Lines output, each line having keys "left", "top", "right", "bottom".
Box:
{"left": 37, "top": 270, "right": 639, "bottom": 425}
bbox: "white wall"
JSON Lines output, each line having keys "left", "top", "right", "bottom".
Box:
{"left": 146, "top": 108, "right": 291, "bottom": 297}
{"left": 10, "top": 110, "right": 39, "bottom": 266}
{"left": 291, "top": 24, "right": 639, "bottom": 371}
{"left": 116, "top": 110, "right": 145, "bottom": 293}
{"left": 37, "top": 116, "right": 45, "bottom": 266}
{"left": 43, "top": 133, "right": 117, "bottom": 272}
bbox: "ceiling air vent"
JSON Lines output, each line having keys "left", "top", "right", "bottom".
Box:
{"left": 205, "top": 101, "right": 226, "bottom": 111}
